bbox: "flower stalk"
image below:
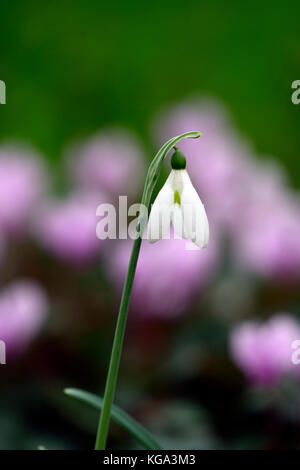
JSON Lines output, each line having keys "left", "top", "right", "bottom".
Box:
{"left": 95, "top": 131, "right": 201, "bottom": 450}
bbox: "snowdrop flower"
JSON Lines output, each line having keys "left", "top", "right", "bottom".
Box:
{"left": 147, "top": 149, "right": 209, "bottom": 249}
{"left": 153, "top": 98, "right": 261, "bottom": 234}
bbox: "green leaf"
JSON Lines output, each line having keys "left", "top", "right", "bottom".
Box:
{"left": 64, "top": 388, "right": 163, "bottom": 450}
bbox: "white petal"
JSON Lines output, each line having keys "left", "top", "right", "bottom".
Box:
{"left": 172, "top": 203, "right": 184, "bottom": 239}
{"left": 180, "top": 172, "right": 209, "bottom": 248}
{"left": 195, "top": 204, "right": 209, "bottom": 249}
{"left": 147, "top": 179, "right": 173, "bottom": 243}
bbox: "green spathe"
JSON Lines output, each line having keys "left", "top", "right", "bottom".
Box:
{"left": 171, "top": 149, "right": 186, "bottom": 170}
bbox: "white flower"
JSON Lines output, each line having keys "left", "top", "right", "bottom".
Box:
{"left": 147, "top": 150, "right": 209, "bottom": 248}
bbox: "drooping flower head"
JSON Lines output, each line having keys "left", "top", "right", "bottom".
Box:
{"left": 153, "top": 98, "right": 251, "bottom": 232}
{"left": 154, "top": 98, "right": 300, "bottom": 283}
{"left": 147, "top": 149, "right": 209, "bottom": 249}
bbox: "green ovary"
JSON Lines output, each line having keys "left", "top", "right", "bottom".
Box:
{"left": 174, "top": 190, "right": 181, "bottom": 206}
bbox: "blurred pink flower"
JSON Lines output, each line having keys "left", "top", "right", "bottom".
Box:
{"left": 67, "top": 129, "right": 145, "bottom": 200}
{"left": 154, "top": 97, "right": 231, "bottom": 142}
{"left": 108, "top": 234, "right": 218, "bottom": 318}
{"left": 240, "top": 159, "right": 289, "bottom": 219}
{"left": 233, "top": 161, "right": 300, "bottom": 280}
{"left": 35, "top": 192, "right": 104, "bottom": 265}
{"left": 0, "top": 146, "right": 46, "bottom": 235}
{"left": 234, "top": 199, "right": 300, "bottom": 280}
{"left": 0, "top": 279, "right": 48, "bottom": 356}
{"left": 230, "top": 314, "right": 300, "bottom": 385}
{"left": 0, "top": 233, "right": 5, "bottom": 267}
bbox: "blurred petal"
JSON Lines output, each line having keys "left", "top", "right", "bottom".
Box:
{"left": 35, "top": 191, "right": 103, "bottom": 265}
{"left": 0, "top": 279, "right": 48, "bottom": 355}
{"left": 0, "top": 146, "right": 47, "bottom": 235}
{"left": 230, "top": 314, "right": 300, "bottom": 385}
{"left": 109, "top": 235, "right": 218, "bottom": 318}
{"left": 68, "top": 128, "right": 145, "bottom": 200}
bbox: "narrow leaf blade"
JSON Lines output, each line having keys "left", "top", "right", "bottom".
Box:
{"left": 64, "top": 388, "right": 163, "bottom": 450}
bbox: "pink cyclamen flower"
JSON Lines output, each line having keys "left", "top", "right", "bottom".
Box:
{"left": 233, "top": 161, "right": 300, "bottom": 281}
{"left": 0, "top": 279, "right": 48, "bottom": 356}
{"left": 109, "top": 234, "right": 218, "bottom": 318}
{"left": 36, "top": 192, "right": 104, "bottom": 265}
{"left": 235, "top": 204, "right": 300, "bottom": 281}
{"left": 230, "top": 314, "right": 300, "bottom": 385}
{"left": 67, "top": 129, "right": 145, "bottom": 200}
{"left": 0, "top": 146, "right": 46, "bottom": 235}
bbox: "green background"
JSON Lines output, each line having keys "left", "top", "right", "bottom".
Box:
{"left": 0, "top": 0, "right": 299, "bottom": 182}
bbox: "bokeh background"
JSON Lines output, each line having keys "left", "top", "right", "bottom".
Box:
{"left": 0, "top": 0, "right": 300, "bottom": 450}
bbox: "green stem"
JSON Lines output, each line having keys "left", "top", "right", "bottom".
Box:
{"left": 94, "top": 131, "right": 201, "bottom": 450}
{"left": 95, "top": 235, "right": 142, "bottom": 450}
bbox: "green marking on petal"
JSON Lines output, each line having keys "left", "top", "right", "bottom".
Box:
{"left": 174, "top": 190, "right": 181, "bottom": 206}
